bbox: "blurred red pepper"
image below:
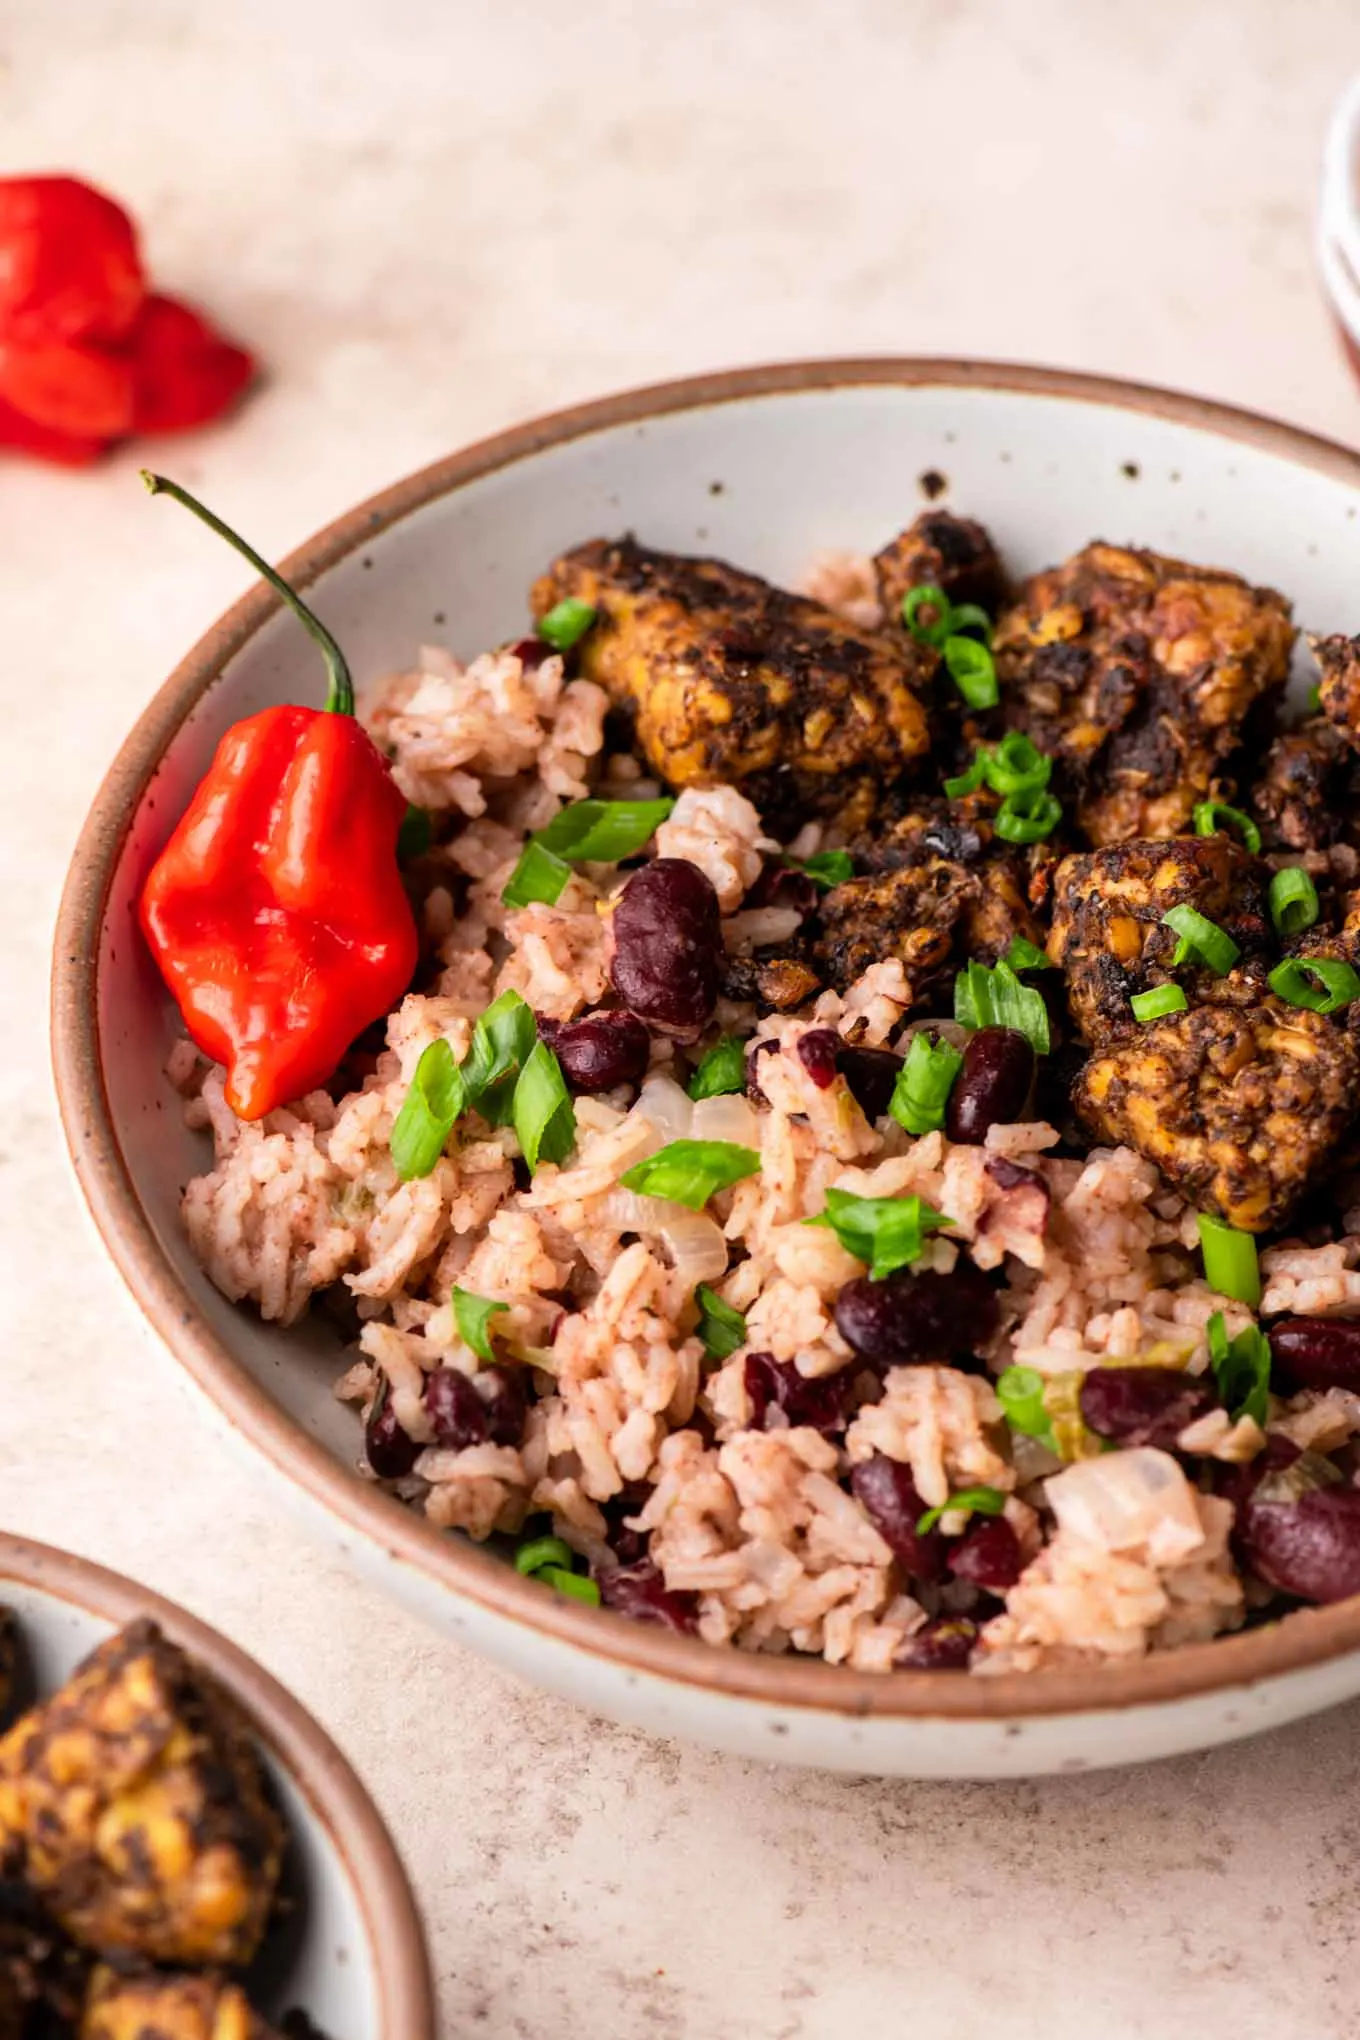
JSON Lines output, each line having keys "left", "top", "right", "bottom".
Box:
{"left": 0, "top": 175, "right": 256, "bottom": 463}
{"left": 0, "top": 176, "right": 144, "bottom": 344}
{"left": 129, "top": 293, "right": 255, "bottom": 433}
{"left": 138, "top": 476, "right": 419, "bottom": 1120}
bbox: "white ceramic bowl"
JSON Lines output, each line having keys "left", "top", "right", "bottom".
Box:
{"left": 0, "top": 1532, "right": 434, "bottom": 2034}
{"left": 53, "top": 360, "right": 1360, "bottom": 1778}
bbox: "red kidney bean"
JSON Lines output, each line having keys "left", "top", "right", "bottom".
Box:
{"left": 424, "top": 1367, "right": 489, "bottom": 1450}
{"left": 1269, "top": 1316, "right": 1360, "bottom": 1394}
{"left": 1217, "top": 1432, "right": 1300, "bottom": 1522}
{"left": 508, "top": 635, "right": 554, "bottom": 671}
{"left": 945, "top": 1027, "right": 1036, "bottom": 1144}
{"left": 745, "top": 1352, "right": 858, "bottom": 1435}
{"left": 364, "top": 1380, "right": 419, "bottom": 1479}
{"left": 598, "top": 1560, "right": 699, "bottom": 1633}
{"left": 1079, "top": 1366, "right": 1217, "bottom": 1449}
{"left": 479, "top": 1364, "right": 528, "bottom": 1448}
{"left": 896, "top": 1616, "right": 978, "bottom": 1670}
{"left": 1241, "top": 1482, "right": 1360, "bottom": 1603}
{"left": 610, "top": 858, "right": 722, "bottom": 1037}
{"left": 834, "top": 1264, "right": 999, "bottom": 1373}
{"left": 796, "top": 1027, "right": 841, "bottom": 1089}
{"left": 536, "top": 1009, "right": 651, "bottom": 1093}
{"left": 947, "top": 1515, "right": 1023, "bottom": 1592}
{"left": 849, "top": 1454, "right": 945, "bottom": 1582}
{"left": 838, "top": 1045, "right": 903, "bottom": 1121}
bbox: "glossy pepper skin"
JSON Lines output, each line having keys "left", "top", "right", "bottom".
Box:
{"left": 141, "top": 705, "right": 418, "bottom": 1120}
{"left": 138, "top": 475, "right": 419, "bottom": 1121}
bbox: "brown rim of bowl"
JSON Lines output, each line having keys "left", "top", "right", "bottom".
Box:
{"left": 0, "top": 1530, "right": 435, "bottom": 2035}
{"left": 51, "top": 355, "right": 1360, "bottom": 1726}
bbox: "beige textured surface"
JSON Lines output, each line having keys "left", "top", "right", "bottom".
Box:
{"left": 5, "top": 2, "right": 1360, "bottom": 2032}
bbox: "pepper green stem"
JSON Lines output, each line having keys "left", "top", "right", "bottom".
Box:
{"left": 141, "top": 471, "right": 355, "bottom": 716}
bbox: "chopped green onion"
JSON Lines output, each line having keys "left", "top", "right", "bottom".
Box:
{"left": 512, "top": 1040, "right": 577, "bottom": 1172}
{"left": 901, "top": 583, "right": 954, "bottom": 647}
{"left": 795, "top": 849, "right": 856, "bottom": 890}
{"left": 514, "top": 1534, "right": 574, "bottom": 1577}
{"left": 1130, "top": 983, "right": 1188, "bottom": 1023}
{"left": 1307, "top": 683, "right": 1323, "bottom": 713}
{"left": 463, "top": 990, "right": 538, "bottom": 1125}
{"left": 943, "top": 633, "right": 1000, "bottom": 709}
{"left": 943, "top": 754, "right": 988, "bottom": 799}
{"left": 953, "top": 958, "right": 1050, "bottom": 1055}
{"left": 397, "top": 804, "right": 433, "bottom": 862}
{"left": 537, "top": 597, "right": 597, "bottom": 651}
{"left": 916, "top": 1485, "right": 1007, "bottom": 1537}
{"left": 536, "top": 797, "right": 675, "bottom": 864}
{"left": 889, "top": 1031, "right": 963, "bottom": 1136}
{"left": 946, "top": 602, "right": 992, "bottom": 644}
{"left": 995, "top": 1365, "right": 1057, "bottom": 1450}
{"left": 452, "top": 1287, "right": 509, "bottom": 1363}
{"left": 805, "top": 1187, "right": 952, "bottom": 1281}
{"left": 1268, "top": 956, "right": 1360, "bottom": 1014}
{"left": 1162, "top": 904, "right": 1240, "bottom": 975}
{"left": 984, "top": 730, "right": 1051, "bottom": 796}
{"left": 620, "top": 1139, "right": 761, "bottom": 1210}
{"left": 688, "top": 1036, "right": 748, "bottom": 1101}
{"left": 391, "top": 1039, "right": 467, "bottom": 1181}
{"left": 539, "top": 1566, "right": 601, "bottom": 1606}
{"left": 1003, "top": 934, "right": 1055, "bottom": 973}
{"left": 1198, "top": 1214, "right": 1261, "bottom": 1308}
{"left": 994, "top": 785, "right": 1062, "bottom": 843}
{"left": 1193, "top": 800, "right": 1261, "bottom": 855}
{"left": 1206, "top": 1312, "right": 1271, "bottom": 1427}
{"left": 502, "top": 839, "right": 572, "bottom": 908}
{"left": 695, "top": 1283, "right": 747, "bottom": 1360}
{"left": 1269, "top": 866, "right": 1320, "bottom": 938}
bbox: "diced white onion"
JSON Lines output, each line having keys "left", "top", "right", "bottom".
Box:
{"left": 632, "top": 1074, "right": 694, "bottom": 1147}
{"left": 1046, "top": 1448, "right": 1204, "bottom": 1563}
{"left": 657, "top": 1211, "right": 730, "bottom": 1287}
{"left": 690, "top": 1094, "right": 762, "bottom": 1150}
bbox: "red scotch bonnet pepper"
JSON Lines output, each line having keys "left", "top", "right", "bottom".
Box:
{"left": 0, "top": 175, "right": 254, "bottom": 462}
{"left": 138, "top": 475, "right": 419, "bottom": 1120}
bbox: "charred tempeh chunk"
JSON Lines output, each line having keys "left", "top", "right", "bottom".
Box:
{"left": 1049, "top": 834, "right": 1270, "bottom": 1047}
{"left": 993, "top": 542, "right": 1294, "bottom": 843}
{"left": 530, "top": 537, "right": 933, "bottom": 832}
{"left": 80, "top": 1962, "right": 282, "bottom": 2039}
{"left": 873, "top": 509, "right": 1007, "bottom": 625}
{"left": 1075, "top": 1000, "right": 1359, "bottom": 1232}
{"left": 0, "top": 1620, "right": 284, "bottom": 1969}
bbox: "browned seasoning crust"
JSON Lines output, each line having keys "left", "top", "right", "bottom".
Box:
{"left": 993, "top": 542, "right": 1295, "bottom": 844}
{"left": 0, "top": 1897, "right": 88, "bottom": 2038}
{"left": 873, "top": 509, "right": 1008, "bottom": 624}
{"left": 1312, "top": 631, "right": 1360, "bottom": 754}
{"left": 0, "top": 1620, "right": 284, "bottom": 1970}
{"left": 1251, "top": 712, "right": 1358, "bottom": 851}
{"left": 81, "top": 1962, "right": 280, "bottom": 2039}
{"left": 1049, "top": 834, "right": 1271, "bottom": 1047}
{"left": 1075, "top": 999, "right": 1360, "bottom": 1232}
{"left": 530, "top": 537, "right": 933, "bottom": 831}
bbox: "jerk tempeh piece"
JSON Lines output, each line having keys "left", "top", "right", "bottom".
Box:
{"left": 1075, "top": 1000, "right": 1360, "bottom": 1233}
{"left": 0, "top": 1897, "right": 88, "bottom": 2040}
{"left": 993, "top": 542, "right": 1295, "bottom": 844}
{"left": 0, "top": 1621, "right": 284, "bottom": 1970}
{"left": 873, "top": 509, "right": 1007, "bottom": 626}
{"left": 530, "top": 538, "right": 933, "bottom": 832}
{"left": 1251, "top": 712, "right": 1358, "bottom": 853}
{"left": 1312, "top": 631, "right": 1360, "bottom": 754}
{"left": 1048, "top": 834, "right": 1271, "bottom": 1047}
{"left": 81, "top": 1963, "right": 281, "bottom": 2040}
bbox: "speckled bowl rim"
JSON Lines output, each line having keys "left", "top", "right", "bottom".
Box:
{"left": 0, "top": 1530, "right": 435, "bottom": 2034}
{"left": 50, "top": 356, "right": 1360, "bottom": 1726}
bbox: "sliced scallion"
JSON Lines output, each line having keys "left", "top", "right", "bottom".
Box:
{"left": 391, "top": 1039, "right": 467, "bottom": 1181}
{"left": 1131, "top": 983, "right": 1189, "bottom": 1023}
{"left": 901, "top": 583, "right": 954, "bottom": 647}
{"left": 539, "top": 1566, "right": 602, "bottom": 1605}
{"left": 1206, "top": 1311, "right": 1271, "bottom": 1427}
{"left": 536, "top": 797, "right": 675, "bottom": 864}
{"left": 1162, "top": 904, "right": 1240, "bottom": 975}
{"left": 953, "top": 958, "right": 1050, "bottom": 1055}
{"left": 1003, "top": 934, "right": 1055, "bottom": 973}
{"left": 796, "top": 849, "right": 856, "bottom": 890}
{"left": 1269, "top": 866, "right": 1320, "bottom": 938}
{"left": 695, "top": 1284, "right": 747, "bottom": 1360}
{"left": 994, "top": 785, "right": 1061, "bottom": 843}
{"left": 620, "top": 1138, "right": 761, "bottom": 1210}
{"left": 512, "top": 1040, "right": 577, "bottom": 1172}
{"left": 804, "top": 1188, "right": 952, "bottom": 1281}
{"left": 1268, "top": 956, "right": 1360, "bottom": 1014}
{"left": 537, "top": 597, "right": 597, "bottom": 651}
{"left": 943, "top": 633, "right": 1000, "bottom": 709}
{"left": 889, "top": 1031, "right": 963, "bottom": 1136}
{"left": 1193, "top": 800, "right": 1261, "bottom": 855}
{"left": 452, "top": 1287, "right": 508, "bottom": 1363}
{"left": 1197, "top": 1214, "right": 1261, "bottom": 1308}
{"left": 688, "top": 1036, "right": 748, "bottom": 1101}
{"left": 514, "top": 1534, "right": 575, "bottom": 1577}
{"left": 915, "top": 1485, "right": 1008, "bottom": 1537}
{"left": 502, "top": 839, "right": 573, "bottom": 909}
